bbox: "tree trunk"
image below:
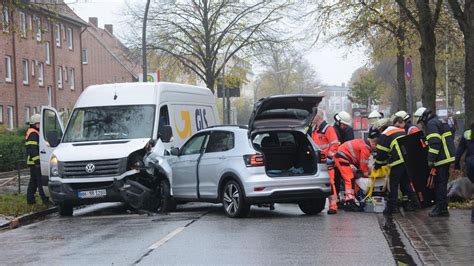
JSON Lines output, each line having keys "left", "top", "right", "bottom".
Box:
{"left": 418, "top": 32, "right": 437, "bottom": 111}
{"left": 464, "top": 32, "right": 474, "bottom": 126}
{"left": 396, "top": 26, "right": 407, "bottom": 111}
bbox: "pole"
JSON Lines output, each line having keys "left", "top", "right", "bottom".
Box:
{"left": 222, "top": 67, "right": 226, "bottom": 124}
{"left": 408, "top": 79, "right": 413, "bottom": 115}
{"left": 445, "top": 40, "right": 449, "bottom": 110}
{"left": 17, "top": 161, "right": 21, "bottom": 194}
{"left": 142, "top": 0, "right": 151, "bottom": 82}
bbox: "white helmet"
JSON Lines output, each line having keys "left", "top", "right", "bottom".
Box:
{"left": 373, "top": 118, "right": 390, "bottom": 131}
{"left": 413, "top": 107, "right": 426, "bottom": 124}
{"left": 30, "top": 114, "right": 41, "bottom": 124}
{"left": 368, "top": 110, "right": 383, "bottom": 125}
{"left": 394, "top": 110, "right": 410, "bottom": 121}
{"left": 335, "top": 111, "right": 352, "bottom": 126}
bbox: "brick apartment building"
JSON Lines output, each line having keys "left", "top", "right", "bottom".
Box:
{"left": 0, "top": 1, "right": 141, "bottom": 129}
{"left": 82, "top": 17, "right": 141, "bottom": 89}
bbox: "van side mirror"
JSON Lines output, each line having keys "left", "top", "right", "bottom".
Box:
{"left": 46, "top": 130, "right": 60, "bottom": 147}
{"left": 170, "top": 147, "right": 180, "bottom": 156}
{"left": 159, "top": 125, "right": 173, "bottom": 143}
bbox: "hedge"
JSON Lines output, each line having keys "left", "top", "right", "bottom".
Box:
{"left": 0, "top": 127, "right": 27, "bottom": 172}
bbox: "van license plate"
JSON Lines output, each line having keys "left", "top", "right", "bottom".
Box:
{"left": 77, "top": 189, "right": 107, "bottom": 199}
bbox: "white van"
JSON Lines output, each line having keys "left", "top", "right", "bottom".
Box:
{"left": 40, "top": 82, "right": 218, "bottom": 216}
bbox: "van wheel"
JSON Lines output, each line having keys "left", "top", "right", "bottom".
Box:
{"left": 222, "top": 180, "right": 250, "bottom": 218}
{"left": 298, "top": 198, "right": 325, "bottom": 215}
{"left": 58, "top": 204, "right": 73, "bottom": 216}
{"left": 158, "top": 179, "right": 176, "bottom": 213}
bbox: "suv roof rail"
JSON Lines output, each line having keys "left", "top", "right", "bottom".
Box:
{"left": 206, "top": 124, "right": 248, "bottom": 129}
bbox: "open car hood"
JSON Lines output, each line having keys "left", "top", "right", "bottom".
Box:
{"left": 248, "top": 95, "right": 323, "bottom": 137}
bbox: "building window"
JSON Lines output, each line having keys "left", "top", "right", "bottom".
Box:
{"left": 24, "top": 107, "right": 30, "bottom": 124}
{"left": 2, "top": 6, "right": 9, "bottom": 32}
{"left": 34, "top": 16, "right": 41, "bottom": 41}
{"left": 31, "top": 60, "right": 35, "bottom": 77}
{"left": 45, "top": 42, "right": 51, "bottom": 65}
{"left": 55, "top": 24, "right": 61, "bottom": 47}
{"left": 22, "top": 59, "right": 29, "bottom": 85}
{"left": 67, "top": 27, "right": 73, "bottom": 50}
{"left": 57, "top": 66, "right": 63, "bottom": 88}
{"left": 7, "top": 106, "right": 14, "bottom": 129}
{"left": 0, "top": 105, "right": 3, "bottom": 123}
{"left": 19, "top": 12, "right": 26, "bottom": 37}
{"left": 47, "top": 86, "right": 53, "bottom": 106}
{"left": 5, "top": 56, "right": 12, "bottom": 82}
{"left": 82, "top": 49, "right": 88, "bottom": 64}
{"left": 27, "top": 14, "right": 32, "bottom": 31}
{"left": 64, "top": 67, "right": 68, "bottom": 82}
{"left": 70, "top": 68, "right": 75, "bottom": 90}
{"left": 38, "top": 62, "right": 44, "bottom": 86}
{"left": 33, "top": 107, "right": 37, "bottom": 115}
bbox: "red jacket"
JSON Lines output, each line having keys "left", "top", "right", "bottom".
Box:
{"left": 312, "top": 121, "right": 339, "bottom": 158}
{"left": 336, "top": 139, "right": 372, "bottom": 176}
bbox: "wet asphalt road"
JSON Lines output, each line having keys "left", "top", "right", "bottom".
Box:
{"left": 0, "top": 203, "right": 395, "bottom": 265}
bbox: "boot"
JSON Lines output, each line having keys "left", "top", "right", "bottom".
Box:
{"left": 327, "top": 208, "right": 337, "bottom": 215}
{"left": 345, "top": 200, "right": 363, "bottom": 212}
{"left": 383, "top": 206, "right": 400, "bottom": 216}
{"left": 429, "top": 207, "right": 450, "bottom": 217}
{"left": 404, "top": 199, "right": 421, "bottom": 212}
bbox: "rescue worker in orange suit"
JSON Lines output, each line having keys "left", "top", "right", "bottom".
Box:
{"left": 415, "top": 107, "right": 455, "bottom": 217}
{"left": 26, "top": 114, "right": 49, "bottom": 205}
{"left": 373, "top": 117, "right": 419, "bottom": 215}
{"left": 334, "top": 138, "right": 376, "bottom": 211}
{"left": 332, "top": 111, "right": 354, "bottom": 208}
{"left": 311, "top": 109, "right": 339, "bottom": 214}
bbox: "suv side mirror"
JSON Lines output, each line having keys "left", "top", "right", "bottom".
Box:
{"left": 170, "top": 147, "right": 180, "bottom": 156}
{"left": 159, "top": 125, "right": 173, "bottom": 143}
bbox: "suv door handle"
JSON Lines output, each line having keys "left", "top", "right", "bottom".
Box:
{"left": 219, "top": 156, "right": 227, "bottom": 160}
{"left": 40, "top": 150, "right": 46, "bottom": 154}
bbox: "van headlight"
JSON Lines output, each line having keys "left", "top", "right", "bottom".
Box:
{"left": 50, "top": 155, "right": 60, "bottom": 177}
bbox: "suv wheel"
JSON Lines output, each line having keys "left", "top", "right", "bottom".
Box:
{"left": 222, "top": 180, "right": 250, "bottom": 218}
{"left": 158, "top": 178, "right": 176, "bottom": 213}
{"left": 58, "top": 203, "right": 73, "bottom": 216}
{"left": 298, "top": 198, "right": 325, "bottom": 215}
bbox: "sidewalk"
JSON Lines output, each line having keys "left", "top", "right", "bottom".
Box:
{"left": 395, "top": 208, "right": 473, "bottom": 265}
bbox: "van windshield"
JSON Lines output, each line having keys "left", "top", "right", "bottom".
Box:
{"left": 63, "top": 105, "right": 156, "bottom": 143}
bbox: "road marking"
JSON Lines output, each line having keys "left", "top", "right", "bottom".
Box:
{"left": 148, "top": 227, "right": 185, "bottom": 250}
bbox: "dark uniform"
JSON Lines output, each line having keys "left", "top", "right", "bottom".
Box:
{"left": 425, "top": 115, "right": 455, "bottom": 216}
{"left": 454, "top": 129, "right": 474, "bottom": 221}
{"left": 25, "top": 126, "right": 48, "bottom": 204}
{"left": 374, "top": 126, "right": 417, "bottom": 214}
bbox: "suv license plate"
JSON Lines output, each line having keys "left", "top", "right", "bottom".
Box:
{"left": 77, "top": 189, "right": 107, "bottom": 199}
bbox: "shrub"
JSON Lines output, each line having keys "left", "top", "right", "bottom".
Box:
{"left": 0, "top": 126, "right": 27, "bottom": 172}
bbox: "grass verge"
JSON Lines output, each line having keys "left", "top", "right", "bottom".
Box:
{"left": 0, "top": 194, "right": 50, "bottom": 217}
{"left": 448, "top": 200, "right": 472, "bottom": 210}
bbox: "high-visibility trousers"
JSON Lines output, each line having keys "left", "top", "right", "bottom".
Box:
{"left": 334, "top": 156, "right": 355, "bottom": 202}
{"left": 327, "top": 159, "right": 338, "bottom": 210}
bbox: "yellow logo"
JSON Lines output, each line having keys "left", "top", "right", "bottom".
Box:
{"left": 174, "top": 111, "right": 192, "bottom": 139}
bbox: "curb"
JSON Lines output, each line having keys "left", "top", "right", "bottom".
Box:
{"left": 0, "top": 206, "right": 58, "bottom": 230}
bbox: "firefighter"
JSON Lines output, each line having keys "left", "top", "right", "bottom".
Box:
{"left": 373, "top": 117, "right": 418, "bottom": 215}
{"left": 311, "top": 109, "right": 340, "bottom": 214}
{"left": 26, "top": 114, "right": 49, "bottom": 205}
{"left": 454, "top": 122, "right": 474, "bottom": 223}
{"left": 334, "top": 138, "right": 376, "bottom": 211}
{"left": 333, "top": 111, "right": 354, "bottom": 143}
{"left": 368, "top": 110, "right": 384, "bottom": 126}
{"left": 414, "top": 107, "right": 456, "bottom": 217}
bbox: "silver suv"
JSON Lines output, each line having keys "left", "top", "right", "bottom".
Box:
{"left": 167, "top": 95, "right": 331, "bottom": 217}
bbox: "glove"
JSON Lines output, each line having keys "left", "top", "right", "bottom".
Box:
{"left": 428, "top": 161, "right": 435, "bottom": 169}
{"left": 326, "top": 157, "right": 333, "bottom": 164}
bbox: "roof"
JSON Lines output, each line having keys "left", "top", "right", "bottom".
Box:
{"left": 28, "top": 0, "right": 88, "bottom": 27}
{"left": 85, "top": 23, "right": 142, "bottom": 79}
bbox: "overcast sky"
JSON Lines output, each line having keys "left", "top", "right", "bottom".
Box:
{"left": 68, "top": 0, "right": 368, "bottom": 86}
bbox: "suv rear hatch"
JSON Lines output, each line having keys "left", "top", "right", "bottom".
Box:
{"left": 248, "top": 95, "right": 323, "bottom": 177}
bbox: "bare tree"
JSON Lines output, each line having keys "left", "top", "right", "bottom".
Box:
{"left": 126, "top": 0, "right": 289, "bottom": 93}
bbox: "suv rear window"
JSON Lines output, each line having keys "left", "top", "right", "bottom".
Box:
{"left": 253, "top": 132, "right": 296, "bottom": 148}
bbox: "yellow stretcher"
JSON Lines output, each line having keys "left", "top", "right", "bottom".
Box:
{"left": 363, "top": 165, "right": 390, "bottom": 202}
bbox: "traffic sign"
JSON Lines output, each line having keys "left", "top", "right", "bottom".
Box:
{"left": 405, "top": 56, "right": 413, "bottom": 81}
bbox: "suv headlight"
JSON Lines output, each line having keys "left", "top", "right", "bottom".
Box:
{"left": 50, "top": 155, "right": 60, "bottom": 177}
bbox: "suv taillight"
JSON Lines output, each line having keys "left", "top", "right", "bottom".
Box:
{"left": 243, "top": 154, "right": 265, "bottom": 167}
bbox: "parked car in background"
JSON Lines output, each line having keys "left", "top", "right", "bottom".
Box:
{"left": 164, "top": 95, "right": 331, "bottom": 218}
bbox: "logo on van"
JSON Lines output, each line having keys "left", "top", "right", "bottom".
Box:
{"left": 85, "top": 163, "right": 96, "bottom": 174}
{"left": 174, "top": 111, "right": 192, "bottom": 139}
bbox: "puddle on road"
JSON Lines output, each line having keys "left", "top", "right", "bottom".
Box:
{"left": 378, "top": 215, "right": 420, "bottom": 266}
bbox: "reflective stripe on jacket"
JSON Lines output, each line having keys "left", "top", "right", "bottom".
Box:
{"left": 455, "top": 129, "right": 474, "bottom": 166}
{"left": 425, "top": 116, "right": 455, "bottom": 166}
{"left": 25, "top": 127, "right": 40, "bottom": 166}
{"left": 374, "top": 126, "right": 406, "bottom": 168}
{"left": 336, "top": 139, "right": 372, "bottom": 176}
{"left": 312, "top": 121, "right": 339, "bottom": 158}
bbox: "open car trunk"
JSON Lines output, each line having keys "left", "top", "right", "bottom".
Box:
{"left": 252, "top": 131, "right": 317, "bottom": 177}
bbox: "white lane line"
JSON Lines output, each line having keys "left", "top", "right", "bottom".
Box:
{"left": 148, "top": 227, "right": 185, "bottom": 250}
